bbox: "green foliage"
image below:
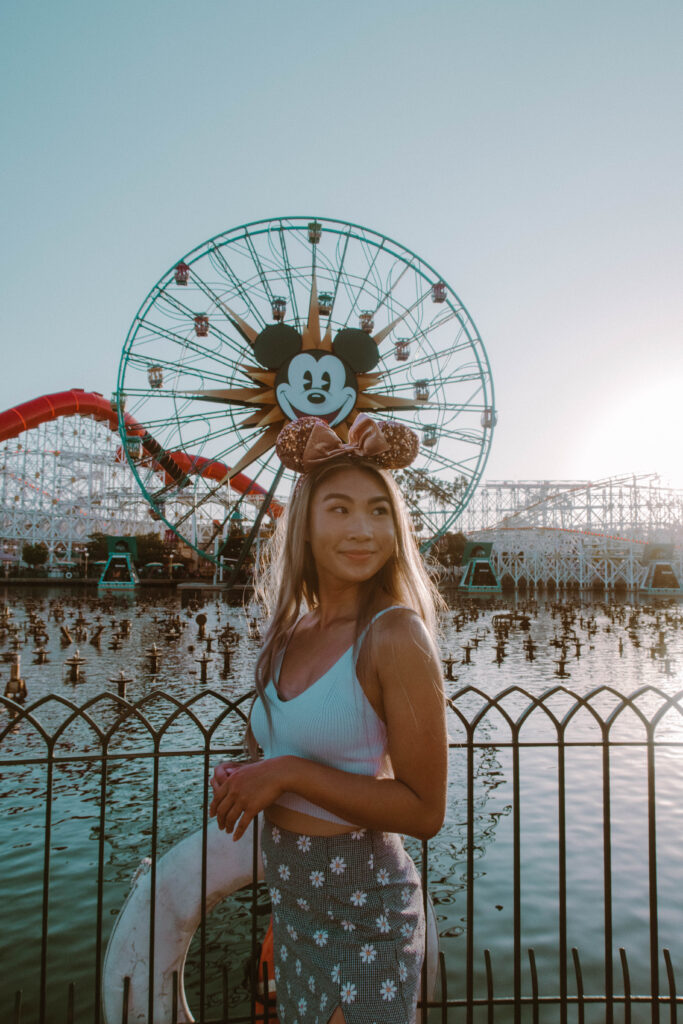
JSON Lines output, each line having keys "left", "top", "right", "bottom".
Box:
{"left": 22, "top": 542, "right": 48, "bottom": 567}
{"left": 430, "top": 531, "right": 468, "bottom": 567}
{"left": 134, "top": 532, "right": 166, "bottom": 565}
{"left": 86, "top": 531, "right": 166, "bottom": 566}
{"left": 86, "top": 532, "right": 109, "bottom": 562}
{"left": 394, "top": 468, "right": 468, "bottom": 508}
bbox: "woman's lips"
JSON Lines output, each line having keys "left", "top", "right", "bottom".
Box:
{"left": 341, "top": 551, "right": 373, "bottom": 561}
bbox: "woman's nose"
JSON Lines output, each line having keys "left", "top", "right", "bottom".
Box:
{"left": 346, "top": 515, "right": 372, "bottom": 538}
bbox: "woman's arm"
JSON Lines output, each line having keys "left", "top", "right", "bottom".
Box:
{"left": 209, "top": 612, "right": 448, "bottom": 841}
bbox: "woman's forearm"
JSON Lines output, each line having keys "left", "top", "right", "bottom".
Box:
{"left": 280, "top": 755, "right": 444, "bottom": 840}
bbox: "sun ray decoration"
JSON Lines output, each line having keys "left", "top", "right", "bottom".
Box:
{"left": 116, "top": 217, "right": 495, "bottom": 564}
{"left": 183, "top": 271, "right": 426, "bottom": 482}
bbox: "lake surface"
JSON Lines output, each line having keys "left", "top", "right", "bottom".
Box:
{"left": 1, "top": 585, "right": 682, "bottom": 1023}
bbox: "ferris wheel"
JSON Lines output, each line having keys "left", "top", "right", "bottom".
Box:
{"left": 116, "top": 216, "right": 496, "bottom": 564}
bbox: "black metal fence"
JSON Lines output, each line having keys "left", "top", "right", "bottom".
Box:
{"left": 2, "top": 683, "right": 683, "bottom": 1024}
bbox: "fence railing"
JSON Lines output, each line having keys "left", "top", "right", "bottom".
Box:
{"left": 2, "top": 683, "right": 683, "bottom": 1024}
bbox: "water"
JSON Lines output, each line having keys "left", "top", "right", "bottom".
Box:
{"left": 1, "top": 586, "right": 682, "bottom": 1023}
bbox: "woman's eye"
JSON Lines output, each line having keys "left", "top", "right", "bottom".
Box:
{"left": 373, "top": 506, "right": 389, "bottom": 515}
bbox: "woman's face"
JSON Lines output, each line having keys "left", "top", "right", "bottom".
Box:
{"left": 307, "top": 465, "right": 396, "bottom": 588}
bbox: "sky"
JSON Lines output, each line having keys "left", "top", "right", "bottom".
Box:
{"left": 1, "top": 0, "right": 681, "bottom": 489}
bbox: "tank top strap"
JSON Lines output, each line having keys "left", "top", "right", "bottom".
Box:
{"left": 354, "top": 604, "right": 408, "bottom": 656}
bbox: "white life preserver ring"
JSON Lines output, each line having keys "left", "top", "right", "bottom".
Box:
{"left": 64, "top": 571, "right": 73, "bottom": 579}
{"left": 102, "top": 822, "right": 440, "bottom": 1023}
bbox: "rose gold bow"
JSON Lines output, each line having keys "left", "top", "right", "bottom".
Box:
{"left": 301, "top": 413, "right": 389, "bottom": 472}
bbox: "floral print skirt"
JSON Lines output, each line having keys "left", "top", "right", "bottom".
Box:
{"left": 261, "top": 818, "right": 425, "bottom": 1024}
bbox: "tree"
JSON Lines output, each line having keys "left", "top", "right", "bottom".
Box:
{"left": 22, "top": 542, "right": 48, "bottom": 568}
{"left": 134, "top": 532, "right": 166, "bottom": 565}
{"left": 86, "top": 532, "right": 109, "bottom": 562}
{"left": 430, "top": 531, "right": 468, "bottom": 567}
{"left": 86, "top": 532, "right": 166, "bottom": 566}
{"left": 394, "top": 468, "right": 468, "bottom": 509}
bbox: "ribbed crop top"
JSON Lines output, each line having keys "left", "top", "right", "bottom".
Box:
{"left": 249, "top": 606, "right": 406, "bottom": 825}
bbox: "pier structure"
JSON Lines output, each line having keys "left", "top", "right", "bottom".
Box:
{"left": 457, "top": 474, "right": 683, "bottom": 590}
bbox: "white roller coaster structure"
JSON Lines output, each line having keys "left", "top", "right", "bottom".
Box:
{"left": 0, "top": 413, "right": 157, "bottom": 565}
{"left": 457, "top": 475, "right": 683, "bottom": 590}
{"left": 1, "top": 393, "right": 681, "bottom": 590}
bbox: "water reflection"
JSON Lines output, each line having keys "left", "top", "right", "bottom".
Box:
{"left": 1, "top": 587, "right": 682, "bottom": 1020}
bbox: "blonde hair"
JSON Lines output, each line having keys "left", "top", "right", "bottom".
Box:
{"left": 245, "top": 457, "right": 445, "bottom": 755}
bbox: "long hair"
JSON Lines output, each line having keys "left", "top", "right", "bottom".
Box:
{"left": 245, "top": 457, "right": 445, "bottom": 756}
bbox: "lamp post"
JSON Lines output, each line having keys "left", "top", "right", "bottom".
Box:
{"left": 75, "top": 545, "right": 90, "bottom": 580}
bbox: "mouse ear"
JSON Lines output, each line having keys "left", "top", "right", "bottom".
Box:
{"left": 275, "top": 416, "right": 330, "bottom": 472}
{"left": 253, "top": 324, "right": 303, "bottom": 369}
{"left": 332, "top": 329, "right": 380, "bottom": 372}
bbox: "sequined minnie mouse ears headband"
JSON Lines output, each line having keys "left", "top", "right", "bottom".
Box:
{"left": 275, "top": 413, "right": 420, "bottom": 474}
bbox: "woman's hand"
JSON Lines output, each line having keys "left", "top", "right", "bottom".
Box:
{"left": 209, "top": 760, "right": 240, "bottom": 796}
{"left": 208, "top": 758, "right": 285, "bottom": 841}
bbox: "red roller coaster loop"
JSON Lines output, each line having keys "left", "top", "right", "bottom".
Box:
{"left": 0, "top": 389, "right": 283, "bottom": 517}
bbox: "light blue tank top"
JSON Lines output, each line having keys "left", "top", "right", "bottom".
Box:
{"left": 250, "top": 606, "right": 406, "bottom": 825}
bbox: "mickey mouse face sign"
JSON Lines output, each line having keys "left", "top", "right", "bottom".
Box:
{"left": 275, "top": 352, "right": 356, "bottom": 426}
{"left": 183, "top": 274, "right": 422, "bottom": 481}
{"left": 253, "top": 323, "right": 380, "bottom": 428}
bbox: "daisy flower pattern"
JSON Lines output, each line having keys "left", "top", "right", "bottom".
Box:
{"left": 340, "top": 982, "right": 357, "bottom": 1004}
{"left": 360, "top": 943, "right": 377, "bottom": 964}
{"left": 376, "top": 913, "right": 391, "bottom": 934}
{"left": 260, "top": 812, "right": 424, "bottom": 1023}
{"left": 380, "top": 979, "right": 398, "bottom": 1001}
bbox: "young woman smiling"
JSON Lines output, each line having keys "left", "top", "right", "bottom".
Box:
{"left": 209, "top": 414, "right": 448, "bottom": 1024}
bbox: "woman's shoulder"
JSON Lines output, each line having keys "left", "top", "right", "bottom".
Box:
{"left": 368, "top": 604, "right": 433, "bottom": 648}
{"left": 370, "top": 607, "right": 442, "bottom": 693}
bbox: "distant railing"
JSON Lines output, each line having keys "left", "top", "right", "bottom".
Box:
{"left": 2, "top": 683, "right": 683, "bottom": 1024}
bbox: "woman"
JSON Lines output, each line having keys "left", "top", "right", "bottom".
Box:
{"left": 209, "top": 414, "right": 448, "bottom": 1024}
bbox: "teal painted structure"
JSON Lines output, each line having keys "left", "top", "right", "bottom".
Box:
{"left": 458, "top": 540, "right": 502, "bottom": 595}
{"left": 641, "top": 543, "right": 682, "bottom": 596}
{"left": 98, "top": 537, "right": 140, "bottom": 590}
